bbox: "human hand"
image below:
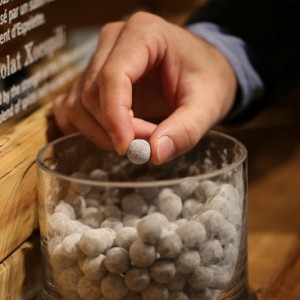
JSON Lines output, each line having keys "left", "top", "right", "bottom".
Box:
{"left": 53, "top": 12, "right": 237, "bottom": 164}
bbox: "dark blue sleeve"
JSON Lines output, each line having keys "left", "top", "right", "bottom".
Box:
{"left": 186, "top": 22, "right": 264, "bottom": 121}
{"left": 186, "top": 0, "right": 300, "bottom": 122}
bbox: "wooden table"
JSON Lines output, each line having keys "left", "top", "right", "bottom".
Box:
{"left": 225, "top": 106, "right": 300, "bottom": 300}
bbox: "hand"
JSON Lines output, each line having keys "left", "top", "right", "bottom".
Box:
{"left": 53, "top": 12, "right": 237, "bottom": 164}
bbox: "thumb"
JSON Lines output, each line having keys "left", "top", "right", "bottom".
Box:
{"left": 149, "top": 105, "right": 213, "bottom": 165}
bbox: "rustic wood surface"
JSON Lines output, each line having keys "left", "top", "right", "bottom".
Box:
{"left": 0, "top": 233, "right": 41, "bottom": 300}
{"left": 0, "top": 102, "right": 56, "bottom": 263}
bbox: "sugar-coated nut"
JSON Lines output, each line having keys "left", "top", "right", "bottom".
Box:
{"left": 104, "top": 247, "right": 130, "bottom": 274}
{"left": 136, "top": 215, "right": 163, "bottom": 244}
{"left": 216, "top": 183, "right": 240, "bottom": 206}
{"left": 124, "top": 267, "right": 151, "bottom": 292}
{"left": 86, "top": 187, "right": 102, "bottom": 201}
{"left": 175, "top": 220, "right": 206, "bottom": 248}
{"left": 194, "top": 180, "right": 218, "bottom": 202}
{"left": 127, "top": 139, "right": 151, "bottom": 164}
{"left": 64, "top": 194, "right": 87, "bottom": 218}
{"left": 200, "top": 239, "right": 223, "bottom": 266}
{"left": 203, "top": 195, "right": 232, "bottom": 220}
{"left": 61, "top": 233, "right": 84, "bottom": 260}
{"left": 101, "top": 218, "right": 123, "bottom": 232}
{"left": 79, "top": 228, "right": 114, "bottom": 256}
{"left": 142, "top": 283, "right": 169, "bottom": 300}
{"left": 102, "top": 204, "right": 122, "bottom": 220}
{"left": 48, "top": 212, "right": 70, "bottom": 236}
{"left": 101, "top": 188, "right": 120, "bottom": 206}
{"left": 48, "top": 236, "right": 62, "bottom": 254}
{"left": 82, "top": 254, "right": 107, "bottom": 280}
{"left": 150, "top": 259, "right": 176, "bottom": 284}
{"left": 222, "top": 243, "right": 239, "bottom": 274}
{"left": 166, "top": 273, "right": 186, "bottom": 292}
{"left": 174, "top": 218, "right": 188, "bottom": 227}
{"left": 54, "top": 201, "right": 76, "bottom": 220}
{"left": 198, "top": 210, "right": 237, "bottom": 246}
{"left": 50, "top": 244, "right": 75, "bottom": 274}
{"left": 57, "top": 266, "right": 83, "bottom": 292}
{"left": 135, "top": 175, "right": 159, "bottom": 200}
{"left": 81, "top": 206, "right": 104, "bottom": 228}
{"left": 187, "top": 266, "right": 214, "bottom": 289}
{"left": 116, "top": 227, "right": 138, "bottom": 249}
{"left": 188, "top": 289, "right": 213, "bottom": 300}
{"left": 129, "top": 239, "right": 156, "bottom": 267}
{"left": 169, "top": 291, "right": 189, "bottom": 300}
{"left": 188, "top": 265, "right": 231, "bottom": 290}
{"left": 63, "top": 220, "right": 89, "bottom": 238}
{"left": 210, "top": 265, "right": 231, "bottom": 289}
{"left": 100, "top": 274, "right": 129, "bottom": 300}
{"left": 89, "top": 169, "right": 108, "bottom": 181}
{"left": 166, "top": 222, "right": 178, "bottom": 233}
{"left": 122, "top": 214, "right": 140, "bottom": 227}
{"left": 174, "top": 179, "right": 199, "bottom": 199}
{"left": 157, "top": 189, "right": 182, "bottom": 221}
{"left": 182, "top": 199, "right": 200, "bottom": 219}
{"left": 175, "top": 250, "right": 200, "bottom": 274}
{"left": 77, "top": 275, "right": 102, "bottom": 300}
{"left": 121, "top": 193, "right": 148, "bottom": 217}
{"left": 85, "top": 197, "right": 100, "bottom": 207}
{"left": 116, "top": 225, "right": 136, "bottom": 242}
{"left": 121, "top": 291, "right": 142, "bottom": 300}
{"left": 146, "top": 212, "right": 168, "bottom": 224}
{"left": 157, "top": 232, "right": 182, "bottom": 259}
{"left": 70, "top": 172, "right": 91, "bottom": 196}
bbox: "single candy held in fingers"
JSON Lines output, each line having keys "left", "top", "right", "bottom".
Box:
{"left": 127, "top": 139, "right": 151, "bottom": 164}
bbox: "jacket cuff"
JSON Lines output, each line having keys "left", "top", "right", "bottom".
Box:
{"left": 186, "top": 22, "right": 265, "bottom": 121}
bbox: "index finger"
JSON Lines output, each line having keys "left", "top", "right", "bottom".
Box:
{"left": 97, "top": 12, "right": 168, "bottom": 155}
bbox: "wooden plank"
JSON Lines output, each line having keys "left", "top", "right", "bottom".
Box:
{"left": 229, "top": 125, "right": 300, "bottom": 300}
{"left": 264, "top": 241, "right": 300, "bottom": 300}
{"left": 0, "top": 102, "right": 58, "bottom": 262}
{"left": 0, "top": 233, "right": 41, "bottom": 300}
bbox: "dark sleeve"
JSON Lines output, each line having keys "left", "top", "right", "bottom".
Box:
{"left": 187, "top": 0, "right": 300, "bottom": 119}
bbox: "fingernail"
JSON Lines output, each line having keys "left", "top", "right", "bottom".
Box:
{"left": 109, "top": 133, "right": 124, "bottom": 155}
{"left": 157, "top": 136, "right": 175, "bottom": 163}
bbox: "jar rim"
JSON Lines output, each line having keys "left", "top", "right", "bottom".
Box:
{"left": 36, "top": 130, "right": 247, "bottom": 188}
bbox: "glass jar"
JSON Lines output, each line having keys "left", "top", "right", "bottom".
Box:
{"left": 36, "top": 131, "right": 255, "bottom": 300}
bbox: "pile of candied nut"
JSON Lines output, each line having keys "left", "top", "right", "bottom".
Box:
{"left": 45, "top": 157, "right": 243, "bottom": 300}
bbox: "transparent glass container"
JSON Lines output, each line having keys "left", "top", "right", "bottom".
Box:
{"left": 36, "top": 131, "right": 256, "bottom": 300}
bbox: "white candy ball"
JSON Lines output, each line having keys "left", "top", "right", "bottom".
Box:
{"left": 136, "top": 215, "right": 163, "bottom": 244}
{"left": 77, "top": 276, "right": 102, "bottom": 300}
{"left": 142, "top": 283, "right": 169, "bottom": 300}
{"left": 116, "top": 227, "right": 138, "bottom": 250}
{"left": 124, "top": 267, "right": 151, "bottom": 292}
{"left": 157, "top": 232, "right": 182, "bottom": 259}
{"left": 81, "top": 254, "right": 107, "bottom": 280}
{"left": 104, "top": 247, "right": 130, "bottom": 274}
{"left": 54, "top": 201, "right": 76, "bottom": 220}
{"left": 61, "top": 233, "right": 84, "bottom": 260}
{"left": 100, "top": 274, "right": 128, "bottom": 300}
{"left": 121, "top": 193, "right": 148, "bottom": 217}
{"left": 127, "top": 139, "right": 151, "bottom": 164}
{"left": 150, "top": 259, "right": 176, "bottom": 284}
{"left": 79, "top": 228, "right": 114, "bottom": 256}
{"left": 157, "top": 189, "right": 182, "bottom": 221}
{"left": 129, "top": 239, "right": 156, "bottom": 267}
{"left": 175, "top": 249, "right": 200, "bottom": 274}
{"left": 57, "top": 266, "right": 83, "bottom": 292}
{"left": 175, "top": 220, "right": 206, "bottom": 248}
